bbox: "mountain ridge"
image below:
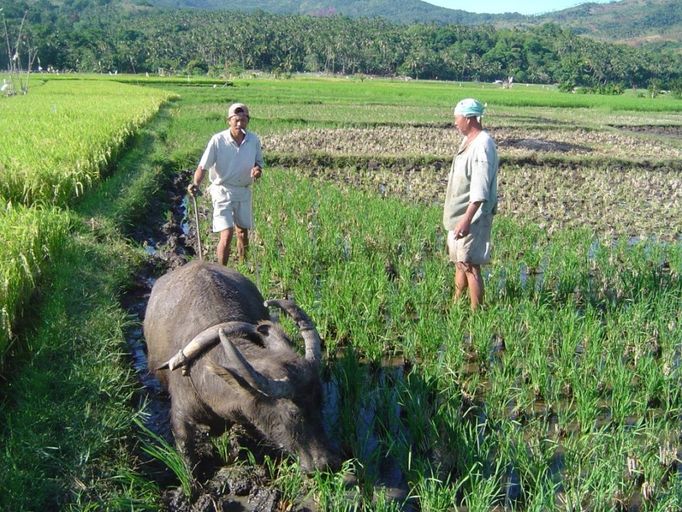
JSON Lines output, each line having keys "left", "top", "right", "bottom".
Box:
{"left": 142, "top": 0, "right": 681, "bottom": 49}
{"left": 146, "top": 0, "right": 526, "bottom": 25}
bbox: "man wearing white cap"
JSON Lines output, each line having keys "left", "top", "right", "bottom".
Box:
{"left": 443, "top": 98, "right": 498, "bottom": 310}
{"left": 189, "top": 102, "right": 264, "bottom": 265}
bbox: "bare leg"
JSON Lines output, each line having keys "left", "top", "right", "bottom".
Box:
{"left": 236, "top": 226, "right": 249, "bottom": 263}
{"left": 455, "top": 262, "right": 484, "bottom": 310}
{"left": 454, "top": 262, "right": 468, "bottom": 302}
{"left": 465, "top": 263, "right": 484, "bottom": 310}
{"left": 217, "top": 228, "right": 234, "bottom": 265}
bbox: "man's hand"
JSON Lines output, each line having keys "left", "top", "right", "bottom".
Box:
{"left": 251, "top": 166, "right": 262, "bottom": 180}
{"left": 454, "top": 218, "right": 471, "bottom": 239}
{"left": 187, "top": 182, "right": 200, "bottom": 196}
{"left": 455, "top": 202, "right": 482, "bottom": 238}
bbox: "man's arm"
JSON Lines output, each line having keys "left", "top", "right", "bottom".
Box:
{"left": 188, "top": 165, "right": 206, "bottom": 196}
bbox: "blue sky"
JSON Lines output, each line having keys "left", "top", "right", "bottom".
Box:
{"left": 424, "top": 0, "right": 616, "bottom": 15}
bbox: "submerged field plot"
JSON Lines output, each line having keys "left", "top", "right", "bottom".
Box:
{"left": 180, "top": 77, "right": 681, "bottom": 510}
{"left": 0, "top": 76, "right": 680, "bottom": 511}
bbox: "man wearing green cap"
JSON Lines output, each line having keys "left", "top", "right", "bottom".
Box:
{"left": 443, "top": 98, "right": 498, "bottom": 310}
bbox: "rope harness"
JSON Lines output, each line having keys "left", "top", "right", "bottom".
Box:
{"left": 183, "top": 358, "right": 215, "bottom": 419}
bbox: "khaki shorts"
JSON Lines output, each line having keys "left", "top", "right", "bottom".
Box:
{"left": 210, "top": 185, "right": 253, "bottom": 232}
{"left": 447, "top": 214, "right": 493, "bottom": 265}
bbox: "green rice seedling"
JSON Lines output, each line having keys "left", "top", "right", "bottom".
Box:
{"left": 523, "top": 479, "right": 560, "bottom": 512}
{"left": 525, "top": 327, "right": 557, "bottom": 406}
{"left": 135, "top": 418, "right": 192, "bottom": 498}
{"left": 330, "top": 348, "right": 383, "bottom": 471}
{"left": 634, "top": 356, "right": 666, "bottom": 416}
{"left": 608, "top": 359, "right": 639, "bottom": 426}
{"left": 513, "top": 435, "right": 563, "bottom": 511}
{"left": 573, "top": 373, "right": 601, "bottom": 434}
{"left": 211, "top": 431, "right": 233, "bottom": 465}
{"left": 369, "top": 488, "right": 406, "bottom": 512}
{"left": 264, "top": 455, "right": 311, "bottom": 508}
{"left": 434, "top": 308, "right": 469, "bottom": 373}
{"left": 543, "top": 231, "right": 592, "bottom": 300}
{"left": 560, "top": 430, "right": 647, "bottom": 510}
{"left": 629, "top": 434, "right": 680, "bottom": 507}
{"left": 66, "top": 468, "right": 161, "bottom": 512}
{"left": 411, "top": 472, "right": 465, "bottom": 512}
{"left": 396, "top": 368, "right": 442, "bottom": 459}
{"left": 312, "top": 459, "right": 362, "bottom": 511}
{"left": 459, "top": 458, "right": 504, "bottom": 512}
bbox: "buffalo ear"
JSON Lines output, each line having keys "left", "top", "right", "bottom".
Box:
{"left": 215, "top": 329, "right": 294, "bottom": 399}
{"left": 256, "top": 321, "right": 292, "bottom": 352}
{"left": 207, "top": 360, "right": 243, "bottom": 386}
{"left": 208, "top": 360, "right": 269, "bottom": 398}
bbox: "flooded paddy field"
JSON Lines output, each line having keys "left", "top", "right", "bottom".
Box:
{"left": 1, "top": 77, "right": 679, "bottom": 511}
{"left": 212, "top": 81, "right": 680, "bottom": 510}
{"left": 124, "top": 79, "right": 680, "bottom": 510}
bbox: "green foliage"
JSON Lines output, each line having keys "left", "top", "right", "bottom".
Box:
{"left": 576, "top": 83, "right": 624, "bottom": 95}
{"left": 648, "top": 78, "right": 663, "bottom": 98}
{"left": 1, "top": 1, "right": 681, "bottom": 88}
{"left": 185, "top": 58, "right": 208, "bottom": 75}
{"left": 558, "top": 80, "right": 575, "bottom": 93}
{"left": 136, "top": 418, "right": 192, "bottom": 497}
{"left": 537, "top": 0, "right": 682, "bottom": 51}
{"left": 670, "top": 78, "right": 682, "bottom": 99}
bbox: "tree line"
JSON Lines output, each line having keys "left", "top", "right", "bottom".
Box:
{"left": 2, "top": 1, "right": 682, "bottom": 91}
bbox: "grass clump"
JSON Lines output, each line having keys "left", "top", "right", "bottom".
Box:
{"left": 0, "top": 201, "right": 71, "bottom": 362}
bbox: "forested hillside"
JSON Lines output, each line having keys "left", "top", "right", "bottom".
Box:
{"left": 2, "top": 0, "right": 681, "bottom": 90}
{"left": 535, "top": 0, "right": 682, "bottom": 50}
{"left": 145, "top": 0, "right": 682, "bottom": 50}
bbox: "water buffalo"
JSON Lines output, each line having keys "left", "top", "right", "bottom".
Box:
{"left": 144, "top": 260, "right": 338, "bottom": 475}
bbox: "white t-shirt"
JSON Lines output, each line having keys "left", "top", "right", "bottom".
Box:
{"left": 199, "top": 129, "right": 264, "bottom": 194}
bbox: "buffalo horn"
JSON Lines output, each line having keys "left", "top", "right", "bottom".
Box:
{"left": 157, "top": 321, "right": 257, "bottom": 372}
{"left": 217, "top": 328, "right": 294, "bottom": 398}
{"left": 264, "top": 299, "right": 322, "bottom": 365}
